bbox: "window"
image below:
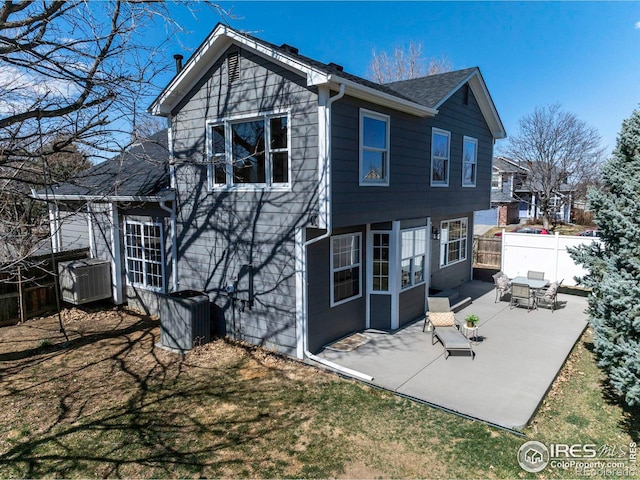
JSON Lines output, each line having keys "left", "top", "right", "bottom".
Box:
{"left": 372, "top": 233, "right": 390, "bottom": 291}
{"left": 211, "top": 124, "right": 226, "bottom": 185}
{"left": 331, "top": 233, "right": 361, "bottom": 305}
{"left": 431, "top": 128, "right": 450, "bottom": 186}
{"left": 360, "top": 110, "right": 390, "bottom": 186}
{"left": 491, "top": 173, "right": 501, "bottom": 189}
{"left": 440, "top": 218, "right": 468, "bottom": 268}
{"left": 462, "top": 136, "right": 478, "bottom": 187}
{"left": 208, "top": 113, "right": 289, "bottom": 188}
{"left": 124, "top": 221, "right": 164, "bottom": 291}
{"left": 401, "top": 228, "right": 426, "bottom": 289}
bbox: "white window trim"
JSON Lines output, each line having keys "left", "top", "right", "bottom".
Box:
{"left": 439, "top": 217, "right": 468, "bottom": 268}
{"left": 206, "top": 109, "right": 292, "bottom": 191}
{"left": 400, "top": 227, "right": 428, "bottom": 290}
{"left": 359, "top": 109, "right": 390, "bottom": 187}
{"left": 462, "top": 136, "right": 478, "bottom": 187}
{"left": 370, "top": 230, "right": 391, "bottom": 293}
{"left": 124, "top": 219, "right": 166, "bottom": 293}
{"left": 430, "top": 128, "right": 451, "bottom": 187}
{"left": 491, "top": 172, "right": 502, "bottom": 189}
{"left": 330, "top": 232, "right": 363, "bottom": 307}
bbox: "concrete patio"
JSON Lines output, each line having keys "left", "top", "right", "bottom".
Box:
{"left": 316, "top": 280, "right": 589, "bottom": 431}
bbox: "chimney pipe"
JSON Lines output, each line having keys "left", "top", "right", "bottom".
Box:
{"left": 173, "top": 54, "right": 184, "bottom": 73}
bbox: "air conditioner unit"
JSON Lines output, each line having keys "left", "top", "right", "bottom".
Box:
{"left": 58, "top": 259, "right": 112, "bottom": 305}
{"left": 160, "top": 290, "right": 211, "bottom": 351}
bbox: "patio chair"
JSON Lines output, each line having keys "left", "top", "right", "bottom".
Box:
{"left": 536, "top": 279, "right": 563, "bottom": 312}
{"left": 492, "top": 271, "right": 511, "bottom": 303}
{"left": 527, "top": 270, "right": 545, "bottom": 280}
{"left": 424, "top": 297, "right": 474, "bottom": 360}
{"left": 510, "top": 282, "right": 536, "bottom": 312}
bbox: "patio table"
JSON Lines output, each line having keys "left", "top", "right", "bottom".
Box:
{"left": 511, "top": 276, "right": 549, "bottom": 290}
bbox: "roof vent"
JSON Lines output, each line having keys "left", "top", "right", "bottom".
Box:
{"left": 280, "top": 43, "right": 299, "bottom": 55}
{"left": 227, "top": 51, "right": 240, "bottom": 83}
{"left": 328, "top": 62, "right": 344, "bottom": 72}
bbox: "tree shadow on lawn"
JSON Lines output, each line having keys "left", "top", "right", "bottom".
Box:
{"left": 583, "top": 340, "right": 640, "bottom": 442}
{"left": 0, "top": 311, "right": 313, "bottom": 478}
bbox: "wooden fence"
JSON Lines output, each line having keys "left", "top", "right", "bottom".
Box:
{"left": 0, "top": 248, "right": 89, "bottom": 325}
{"left": 473, "top": 235, "right": 502, "bottom": 268}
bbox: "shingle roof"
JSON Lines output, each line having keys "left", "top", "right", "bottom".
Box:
{"left": 222, "top": 27, "right": 421, "bottom": 104}
{"left": 47, "top": 130, "right": 169, "bottom": 198}
{"left": 493, "top": 156, "right": 529, "bottom": 174}
{"left": 491, "top": 189, "right": 517, "bottom": 204}
{"left": 385, "top": 68, "right": 478, "bottom": 108}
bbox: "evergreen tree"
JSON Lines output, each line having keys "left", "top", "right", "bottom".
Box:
{"left": 569, "top": 109, "right": 640, "bottom": 407}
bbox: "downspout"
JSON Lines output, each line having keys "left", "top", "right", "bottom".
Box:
{"left": 300, "top": 84, "right": 373, "bottom": 382}
{"left": 159, "top": 120, "right": 178, "bottom": 293}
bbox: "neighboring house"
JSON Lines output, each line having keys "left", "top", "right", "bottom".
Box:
{"left": 474, "top": 156, "right": 573, "bottom": 226}
{"left": 37, "top": 24, "right": 505, "bottom": 358}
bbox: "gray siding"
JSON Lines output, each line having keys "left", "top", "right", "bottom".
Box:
{"left": 399, "top": 284, "right": 426, "bottom": 326}
{"left": 331, "top": 86, "right": 493, "bottom": 227}
{"left": 307, "top": 226, "right": 366, "bottom": 353}
{"left": 370, "top": 294, "right": 392, "bottom": 330}
{"left": 430, "top": 213, "right": 473, "bottom": 291}
{"left": 58, "top": 205, "right": 89, "bottom": 251}
{"left": 171, "top": 46, "right": 319, "bottom": 355}
{"left": 82, "top": 202, "right": 170, "bottom": 316}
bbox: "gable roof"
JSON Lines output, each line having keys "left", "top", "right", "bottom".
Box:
{"left": 35, "top": 129, "right": 171, "bottom": 202}
{"left": 150, "top": 24, "right": 505, "bottom": 139}
{"left": 386, "top": 68, "right": 478, "bottom": 108}
{"left": 387, "top": 68, "right": 505, "bottom": 138}
{"left": 493, "top": 156, "right": 529, "bottom": 174}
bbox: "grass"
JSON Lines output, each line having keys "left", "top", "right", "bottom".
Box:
{"left": 0, "top": 307, "right": 637, "bottom": 478}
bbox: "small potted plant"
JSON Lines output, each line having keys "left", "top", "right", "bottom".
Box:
{"left": 465, "top": 314, "right": 479, "bottom": 328}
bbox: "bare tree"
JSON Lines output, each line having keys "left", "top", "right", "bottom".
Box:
{"left": 0, "top": 1, "right": 231, "bottom": 261}
{"left": 505, "top": 104, "right": 604, "bottom": 228}
{"left": 369, "top": 42, "right": 452, "bottom": 83}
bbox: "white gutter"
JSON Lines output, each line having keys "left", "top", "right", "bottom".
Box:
{"left": 298, "top": 84, "right": 373, "bottom": 382}
{"left": 327, "top": 74, "right": 437, "bottom": 118}
{"left": 30, "top": 192, "right": 175, "bottom": 203}
{"left": 159, "top": 198, "right": 178, "bottom": 293}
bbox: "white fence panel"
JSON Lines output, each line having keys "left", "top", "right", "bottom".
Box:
{"left": 501, "top": 232, "right": 600, "bottom": 286}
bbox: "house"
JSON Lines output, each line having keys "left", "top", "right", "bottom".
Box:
{"left": 474, "top": 156, "right": 573, "bottom": 227}
{"left": 33, "top": 129, "right": 172, "bottom": 313}
{"left": 37, "top": 24, "right": 505, "bottom": 358}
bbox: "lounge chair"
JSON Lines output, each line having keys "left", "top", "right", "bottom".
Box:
{"left": 424, "top": 297, "right": 474, "bottom": 360}
{"left": 510, "top": 282, "right": 536, "bottom": 311}
{"left": 492, "top": 271, "right": 511, "bottom": 303}
{"left": 536, "top": 279, "right": 563, "bottom": 312}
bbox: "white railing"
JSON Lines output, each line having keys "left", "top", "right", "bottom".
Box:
{"left": 501, "top": 231, "right": 600, "bottom": 286}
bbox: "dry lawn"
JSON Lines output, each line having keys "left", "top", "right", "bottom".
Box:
{"left": 0, "top": 306, "right": 636, "bottom": 478}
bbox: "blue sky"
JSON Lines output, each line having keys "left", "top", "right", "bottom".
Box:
{"left": 158, "top": 1, "right": 640, "bottom": 155}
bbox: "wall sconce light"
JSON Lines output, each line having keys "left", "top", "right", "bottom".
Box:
{"left": 431, "top": 226, "right": 440, "bottom": 240}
